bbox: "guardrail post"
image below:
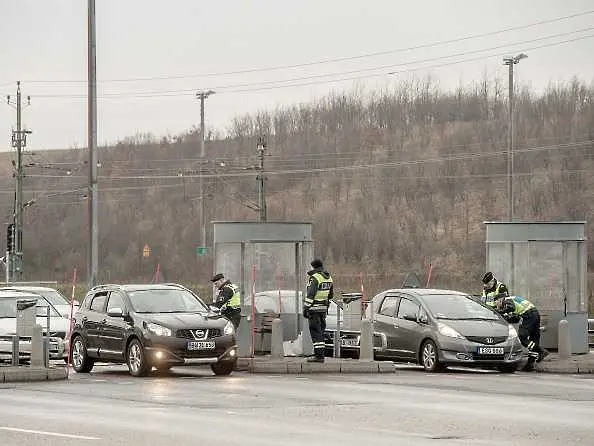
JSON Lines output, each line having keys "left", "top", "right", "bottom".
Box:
{"left": 44, "top": 305, "right": 50, "bottom": 367}
{"left": 11, "top": 335, "right": 19, "bottom": 366}
{"left": 333, "top": 303, "right": 341, "bottom": 358}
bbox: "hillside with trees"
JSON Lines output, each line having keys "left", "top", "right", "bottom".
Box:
{"left": 1, "top": 76, "right": 592, "bottom": 302}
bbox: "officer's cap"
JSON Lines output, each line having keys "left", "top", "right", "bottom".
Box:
{"left": 310, "top": 259, "right": 324, "bottom": 269}
{"left": 482, "top": 271, "right": 494, "bottom": 284}
{"left": 211, "top": 273, "right": 225, "bottom": 282}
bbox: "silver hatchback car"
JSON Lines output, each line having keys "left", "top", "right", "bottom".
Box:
{"left": 368, "top": 288, "right": 524, "bottom": 373}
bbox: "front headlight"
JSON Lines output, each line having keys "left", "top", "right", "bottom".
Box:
{"left": 223, "top": 321, "right": 234, "bottom": 336}
{"left": 437, "top": 322, "right": 463, "bottom": 339}
{"left": 146, "top": 323, "right": 172, "bottom": 337}
{"left": 508, "top": 325, "right": 518, "bottom": 339}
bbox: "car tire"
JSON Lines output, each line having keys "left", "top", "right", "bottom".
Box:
{"left": 420, "top": 339, "right": 444, "bottom": 372}
{"left": 497, "top": 364, "right": 517, "bottom": 374}
{"left": 126, "top": 338, "right": 151, "bottom": 377}
{"left": 71, "top": 336, "right": 94, "bottom": 373}
{"left": 211, "top": 359, "right": 236, "bottom": 376}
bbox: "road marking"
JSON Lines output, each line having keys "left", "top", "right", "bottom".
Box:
{"left": 0, "top": 427, "right": 100, "bottom": 440}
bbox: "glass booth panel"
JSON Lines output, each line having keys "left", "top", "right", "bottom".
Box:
{"left": 512, "top": 242, "right": 529, "bottom": 298}
{"left": 213, "top": 243, "right": 242, "bottom": 303}
{"left": 528, "top": 241, "right": 563, "bottom": 315}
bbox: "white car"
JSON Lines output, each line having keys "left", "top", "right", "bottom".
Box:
{"left": 0, "top": 285, "right": 78, "bottom": 319}
{"left": 0, "top": 290, "right": 70, "bottom": 362}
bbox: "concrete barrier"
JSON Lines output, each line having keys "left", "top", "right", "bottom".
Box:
{"left": 271, "top": 318, "right": 284, "bottom": 359}
{"left": 558, "top": 319, "right": 571, "bottom": 359}
{"left": 359, "top": 319, "right": 374, "bottom": 362}
{"left": 30, "top": 324, "right": 44, "bottom": 367}
{"left": 1, "top": 367, "right": 68, "bottom": 383}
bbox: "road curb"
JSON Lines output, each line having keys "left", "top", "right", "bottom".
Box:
{"left": 536, "top": 356, "right": 594, "bottom": 374}
{"left": 0, "top": 366, "right": 68, "bottom": 383}
{"left": 236, "top": 358, "right": 395, "bottom": 374}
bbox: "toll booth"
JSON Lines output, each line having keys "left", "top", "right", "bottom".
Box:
{"left": 212, "top": 221, "right": 314, "bottom": 357}
{"left": 484, "top": 221, "right": 588, "bottom": 353}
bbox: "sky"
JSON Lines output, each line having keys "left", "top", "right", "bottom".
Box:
{"left": 0, "top": 0, "right": 593, "bottom": 151}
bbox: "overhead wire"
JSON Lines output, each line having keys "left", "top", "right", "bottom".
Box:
{"left": 29, "top": 30, "right": 594, "bottom": 99}
{"left": 13, "top": 140, "right": 594, "bottom": 184}
{"left": 17, "top": 9, "right": 594, "bottom": 85}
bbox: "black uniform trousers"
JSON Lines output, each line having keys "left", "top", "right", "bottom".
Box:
{"left": 222, "top": 307, "right": 241, "bottom": 330}
{"left": 308, "top": 311, "right": 327, "bottom": 358}
{"left": 519, "top": 308, "right": 543, "bottom": 363}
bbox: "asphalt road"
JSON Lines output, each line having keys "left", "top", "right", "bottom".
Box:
{"left": 0, "top": 365, "right": 593, "bottom": 446}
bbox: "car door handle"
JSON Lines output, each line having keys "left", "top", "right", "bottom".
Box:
{"left": 393, "top": 323, "right": 399, "bottom": 328}
{"left": 100, "top": 319, "right": 107, "bottom": 324}
{"left": 81, "top": 316, "right": 88, "bottom": 322}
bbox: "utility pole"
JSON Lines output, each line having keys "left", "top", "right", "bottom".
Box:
{"left": 6, "top": 81, "right": 32, "bottom": 282}
{"left": 88, "top": 0, "right": 99, "bottom": 288}
{"left": 196, "top": 90, "right": 215, "bottom": 253}
{"left": 256, "top": 136, "right": 268, "bottom": 222}
{"left": 503, "top": 53, "right": 527, "bottom": 221}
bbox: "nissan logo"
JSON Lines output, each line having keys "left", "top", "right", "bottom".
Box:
{"left": 485, "top": 337, "right": 494, "bottom": 344}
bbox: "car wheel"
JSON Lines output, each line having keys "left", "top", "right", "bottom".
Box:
{"left": 211, "top": 359, "right": 236, "bottom": 376}
{"left": 420, "top": 339, "right": 444, "bottom": 372}
{"left": 71, "top": 336, "right": 94, "bottom": 373}
{"left": 497, "top": 364, "right": 517, "bottom": 374}
{"left": 126, "top": 339, "right": 151, "bottom": 377}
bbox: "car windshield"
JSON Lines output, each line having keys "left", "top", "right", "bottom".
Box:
{"left": 255, "top": 292, "right": 301, "bottom": 313}
{"left": 255, "top": 292, "right": 338, "bottom": 315}
{"left": 128, "top": 289, "right": 209, "bottom": 314}
{"left": 36, "top": 289, "right": 70, "bottom": 306}
{"left": 421, "top": 293, "right": 500, "bottom": 321}
{"left": 0, "top": 297, "right": 60, "bottom": 318}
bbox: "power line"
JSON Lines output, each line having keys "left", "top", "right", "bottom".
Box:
{"left": 28, "top": 30, "right": 594, "bottom": 100}
{"left": 16, "top": 9, "right": 594, "bottom": 85}
{"left": 17, "top": 140, "right": 592, "bottom": 182}
{"left": 13, "top": 168, "right": 591, "bottom": 208}
{"left": 64, "top": 133, "right": 593, "bottom": 168}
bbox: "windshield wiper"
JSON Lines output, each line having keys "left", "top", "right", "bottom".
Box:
{"left": 156, "top": 310, "right": 192, "bottom": 314}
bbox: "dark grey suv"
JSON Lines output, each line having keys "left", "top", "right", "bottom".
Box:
{"left": 70, "top": 283, "right": 237, "bottom": 377}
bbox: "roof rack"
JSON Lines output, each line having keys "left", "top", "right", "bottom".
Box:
{"left": 89, "top": 284, "right": 121, "bottom": 291}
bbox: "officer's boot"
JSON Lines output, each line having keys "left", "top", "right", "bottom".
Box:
{"left": 307, "top": 347, "right": 325, "bottom": 363}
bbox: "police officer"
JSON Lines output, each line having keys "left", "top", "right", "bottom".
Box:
{"left": 211, "top": 273, "right": 241, "bottom": 329}
{"left": 495, "top": 294, "right": 549, "bottom": 371}
{"left": 481, "top": 271, "right": 510, "bottom": 308}
{"left": 303, "top": 259, "right": 334, "bottom": 363}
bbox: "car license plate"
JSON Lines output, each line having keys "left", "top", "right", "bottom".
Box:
{"left": 477, "top": 347, "right": 504, "bottom": 355}
{"left": 341, "top": 338, "right": 358, "bottom": 347}
{"left": 187, "top": 341, "right": 215, "bottom": 351}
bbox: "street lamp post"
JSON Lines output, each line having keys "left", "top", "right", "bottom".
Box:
{"left": 503, "top": 53, "right": 527, "bottom": 221}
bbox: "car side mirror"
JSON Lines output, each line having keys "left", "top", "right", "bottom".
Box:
{"left": 402, "top": 313, "right": 418, "bottom": 322}
{"left": 107, "top": 307, "right": 124, "bottom": 318}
